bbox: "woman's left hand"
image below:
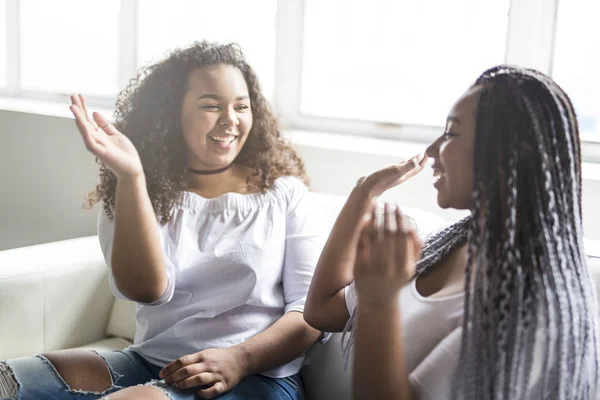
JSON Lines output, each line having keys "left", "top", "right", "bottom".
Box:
{"left": 354, "top": 203, "right": 422, "bottom": 308}
{"left": 160, "top": 347, "right": 248, "bottom": 398}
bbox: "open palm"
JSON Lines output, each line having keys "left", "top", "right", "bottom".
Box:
{"left": 359, "top": 153, "right": 429, "bottom": 197}
{"left": 70, "top": 94, "right": 143, "bottom": 180}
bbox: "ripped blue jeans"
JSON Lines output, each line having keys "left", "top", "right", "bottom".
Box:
{"left": 0, "top": 349, "right": 304, "bottom": 400}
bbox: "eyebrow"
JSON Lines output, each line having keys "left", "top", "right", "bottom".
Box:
{"left": 198, "top": 94, "right": 249, "bottom": 101}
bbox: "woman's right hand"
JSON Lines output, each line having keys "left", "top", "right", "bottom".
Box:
{"left": 356, "top": 153, "right": 428, "bottom": 198}
{"left": 70, "top": 94, "right": 143, "bottom": 181}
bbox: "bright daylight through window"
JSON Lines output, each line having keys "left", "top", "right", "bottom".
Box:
{"left": 19, "top": 0, "right": 120, "bottom": 96}
{"left": 300, "top": 0, "right": 510, "bottom": 128}
{"left": 137, "top": 0, "right": 277, "bottom": 98}
{"left": 552, "top": 0, "right": 600, "bottom": 142}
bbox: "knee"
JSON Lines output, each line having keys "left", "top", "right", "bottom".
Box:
{"left": 42, "top": 349, "right": 113, "bottom": 393}
{"left": 104, "top": 385, "right": 171, "bottom": 400}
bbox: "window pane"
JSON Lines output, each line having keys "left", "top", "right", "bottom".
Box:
{"left": 20, "top": 0, "right": 120, "bottom": 96}
{"left": 301, "top": 0, "right": 510, "bottom": 127}
{"left": 137, "top": 0, "right": 277, "bottom": 98}
{"left": 552, "top": 0, "right": 600, "bottom": 142}
{"left": 0, "top": 0, "right": 6, "bottom": 87}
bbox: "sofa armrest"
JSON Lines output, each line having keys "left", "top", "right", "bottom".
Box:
{"left": 0, "top": 236, "right": 115, "bottom": 359}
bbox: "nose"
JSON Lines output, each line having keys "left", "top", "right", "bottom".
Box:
{"left": 426, "top": 137, "right": 440, "bottom": 159}
{"left": 219, "top": 106, "right": 239, "bottom": 126}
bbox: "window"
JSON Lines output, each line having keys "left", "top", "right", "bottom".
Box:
{"left": 137, "top": 0, "right": 277, "bottom": 98}
{"left": 19, "top": 0, "right": 120, "bottom": 96}
{"left": 1, "top": 0, "right": 599, "bottom": 159}
{"left": 0, "top": 0, "right": 6, "bottom": 88}
{"left": 552, "top": 0, "right": 600, "bottom": 142}
{"left": 300, "top": 0, "right": 510, "bottom": 127}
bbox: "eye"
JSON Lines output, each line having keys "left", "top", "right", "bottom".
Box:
{"left": 235, "top": 104, "right": 250, "bottom": 111}
{"left": 200, "top": 105, "right": 219, "bottom": 110}
{"left": 442, "top": 131, "right": 457, "bottom": 139}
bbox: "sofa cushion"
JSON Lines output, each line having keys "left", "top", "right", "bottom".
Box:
{"left": 106, "top": 299, "right": 136, "bottom": 341}
{"left": 75, "top": 337, "right": 132, "bottom": 352}
{"left": 0, "top": 236, "right": 114, "bottom": 359}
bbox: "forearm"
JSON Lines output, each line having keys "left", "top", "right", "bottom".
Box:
{"left": 305, "top": 186, "right": 375, "bottom": 330}
{"left": 234, "top": 311, "right": 322, "bottom": 376}
{"left": 354, "top": 302, "right": 412, "bottom": 400}
{"left": 112, "top": 175, "right": 168, "bottom": 303}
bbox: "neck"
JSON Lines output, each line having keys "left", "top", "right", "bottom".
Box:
{"left": 185, "top": 164, "right": 248, "bottom": 198}
{"left": 187, "top": 163, "right": 233, "bottom": 175}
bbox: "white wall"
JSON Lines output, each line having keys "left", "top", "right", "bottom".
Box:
{"left": 0, "top": 110, "right": 100, "bottom": 251}
{"left": 1, "top": 110, "right": 600, "bottom": 252}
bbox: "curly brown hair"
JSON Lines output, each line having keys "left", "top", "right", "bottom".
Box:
{"left": 93, "top": 41, "right": 309, "bottom": 223}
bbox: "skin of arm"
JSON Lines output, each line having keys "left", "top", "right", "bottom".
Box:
{"left": 234, "top": 311, "right": 322, "bottom": 376}
{"left": 304, "top": 185, "right": 375, "bottom": 332}
{"left": 111, "top": 175, "right": 168, "bottom": 303}
{"left": 354, "top": 303, "right": 413, "bottom": 400}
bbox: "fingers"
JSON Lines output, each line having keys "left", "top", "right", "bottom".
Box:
{"left": 160, "top": 354, "right": 202, "bottom": 379}
{"left": 384, "top": 203, "right": 397, "bottom": 234}
{"left": 197, "top": 381, "right": 227, "bottom": 399}
{"left": 165, "top": 364, "right": 211, "bottom": 385}
{"left": 70, "top": 94, "right": 97, "bottom": 127}
{"left": 172, "top": 371, "right": 217, "bottom": 389}
{"left": 70, "top": 104, "right": 106, "bottom": 154}
{"left": 79, "top": 95, "right": 98, "bottom": 128}
{"left": 92, "top": 112, "right": 119, "bottom": 136}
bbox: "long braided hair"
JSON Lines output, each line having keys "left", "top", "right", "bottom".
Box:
{"left": 342, "top": 65, "right": 599, "bottom": 399}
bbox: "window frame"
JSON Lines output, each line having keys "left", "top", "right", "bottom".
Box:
{"left": 1, "top": 0, "right": 599, "bottom": 161}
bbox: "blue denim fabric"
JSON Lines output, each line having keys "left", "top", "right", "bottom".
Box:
{"left": 2, "top": 349, "right": 303, "bottom": 400}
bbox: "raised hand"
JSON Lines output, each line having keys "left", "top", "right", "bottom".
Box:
{"left": 354, "top": 203, "right": 422, "bottom": 308}
{"left": 357, "top": 153, "right": 428, "bottom": 197}
{"left": 69, "top": 94, "right": 143, "bottom": 181}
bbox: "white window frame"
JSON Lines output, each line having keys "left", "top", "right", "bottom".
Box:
{"left": 1, "top": 0, "right": 600, "bottom": 161}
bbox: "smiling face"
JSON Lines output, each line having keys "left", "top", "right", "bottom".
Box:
{"left": 426, "top": 85, "right": 482, "bottom": 210}
{"left": 180, "top": 65, "right": 253, "bottom": 171}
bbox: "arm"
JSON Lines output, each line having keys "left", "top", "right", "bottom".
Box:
{"left": 70, "top": 94, "right": 168, "bottom": 304}
{"left": 355, "top": 303, "right": 412, "bottom": 399}
{"left": 304, "top": 185, "right": 375, "bottom": 332}
{"left": 353, "top": 205, "right": 421, "bottom": 399}
{"left": 234, "top": 311, "right": 321, "bottom": 375}
{"left": 305, "top": 154, "right": 428, "bottom": 332}
{"left": 111, "top": 175, "right": 168, "bottom": 303}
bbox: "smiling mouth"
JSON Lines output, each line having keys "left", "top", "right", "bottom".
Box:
{"left": 432, "top": 169, "right": 444, "bottom": 185}
{"left": 209, "top": 135, "right": 237, "bottom": 145}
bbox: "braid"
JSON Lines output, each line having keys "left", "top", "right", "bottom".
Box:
{"left": 452, "top": 66, "right": 599, "bottom": 399}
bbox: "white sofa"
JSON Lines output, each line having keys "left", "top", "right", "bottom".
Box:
{"left": 1, "top": 192, "right": 599, "bottom": 399}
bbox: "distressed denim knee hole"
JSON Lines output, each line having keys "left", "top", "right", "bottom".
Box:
{"left": 0, "top": 361, "right": 21, "bottom": 400}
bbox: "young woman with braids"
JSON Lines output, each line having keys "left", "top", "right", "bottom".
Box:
{"left": 304, "top": 65, "right": 599, "bottom": 399}
{"left": 0, "top": 42, "right": 326, "bottom": 400}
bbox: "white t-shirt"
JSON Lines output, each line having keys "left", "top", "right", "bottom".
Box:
{"left": 98, "top": 176, "right": 327, "bottom": 378}
{"left": 345, "top": 272, "right": 556, "bottom": 399}
{"left": 345, "top": 279, "right": 464, "bottom": 398}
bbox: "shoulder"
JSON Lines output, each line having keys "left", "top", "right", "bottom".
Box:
{"left": 271, "top": 175, "right": 309, "bottom": 207}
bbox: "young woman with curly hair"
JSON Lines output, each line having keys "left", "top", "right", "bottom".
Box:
{"left": 0, "top": 41, "right": 325, "bottom": 400}
{"left": 304, "top": 66, "right": 599, "bottom": 399}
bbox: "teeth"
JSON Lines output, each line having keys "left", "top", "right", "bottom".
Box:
{"left": 209, "top": 135, "right": 236, "bottom": 144}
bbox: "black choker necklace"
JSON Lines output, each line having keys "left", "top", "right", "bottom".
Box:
{"left": 187, "top": 163, "right": 233, "bottom": 175}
